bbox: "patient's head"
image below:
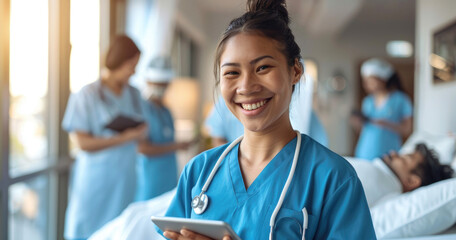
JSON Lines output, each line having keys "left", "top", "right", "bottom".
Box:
{"left": 383, "top": 143, "right": 454, "bottom": 192}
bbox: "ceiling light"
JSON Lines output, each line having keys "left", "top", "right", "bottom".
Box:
{"left": 386, "top": 41, "right": 413, "bottom": 58}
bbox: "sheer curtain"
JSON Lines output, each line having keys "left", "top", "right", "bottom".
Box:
{"left": 125, "top": 0, "right": 178, "bottom": 87}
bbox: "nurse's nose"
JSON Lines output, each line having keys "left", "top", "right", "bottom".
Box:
{"left": 236, "top": 72, "right": 261, "bottom": 95}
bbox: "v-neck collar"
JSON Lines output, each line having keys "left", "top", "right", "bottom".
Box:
{"left": 101, "top": 81, "right": 126, "bottom": 101}
{"left": 374, "top": 91, "right": 394, "bottom": 110}
{"left": 228, "top": 137, "right": 297, "bottom": 204}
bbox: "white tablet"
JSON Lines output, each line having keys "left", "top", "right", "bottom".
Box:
{"left": 151, "top": 216, "right": 242, "bottom": 240}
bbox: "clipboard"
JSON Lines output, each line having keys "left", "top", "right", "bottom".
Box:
{"left": 105, "top": 115, "right": 144, "bottom": 132}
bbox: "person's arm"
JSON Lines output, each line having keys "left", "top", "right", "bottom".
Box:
{"left": 72, "top": 123, "right": 148, "bottom": 152}
{"left": 351, "top": 97, "right": 371, "bottom": 134}
{"left": 137, "top": 139, "right": 196, "bottom": 156}
{"left": 314, "top": 176, "right": 377, "bottom": 239}
{"left": 350, "top": 114, "right": 364, "bottom": 134}
{"left": 372, "top": 116, "right": 412, "bottom": 138}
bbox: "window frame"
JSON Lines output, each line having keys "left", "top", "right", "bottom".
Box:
{"left": 1, "top": 0, "right": 72, "bottom": 239}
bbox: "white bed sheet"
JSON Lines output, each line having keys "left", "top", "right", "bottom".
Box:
{"left": 88, "top": 189, "right": 175, "bottom": 240}
{"left": 387, "top": 224, "right": 456, "bottom": 240}
{"left": 90, "top": 187, "right": 456, "bottom": 240}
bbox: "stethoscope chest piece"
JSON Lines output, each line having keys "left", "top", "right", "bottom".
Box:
{"left": 191, "top": 193, "right": 209, "bottom": 215}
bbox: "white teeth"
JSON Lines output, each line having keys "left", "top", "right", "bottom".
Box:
{"left": 241, "top": 100, "right": 267, "bottom": 111}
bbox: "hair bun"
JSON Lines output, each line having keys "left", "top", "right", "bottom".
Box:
{"left": 247, "top": 0, "right": 289, "bottom": 24}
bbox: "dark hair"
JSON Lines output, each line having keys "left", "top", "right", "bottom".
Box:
{"left": 413, "top": 143, "right": 454, "bottom": 187}
{"left": 386, "top": 72, "right": 405, "bottom": 92}
{"left": 105, "top": 35, "right": 140, "bottom": 70}
{"left": 213, "top": 0, "right": 301, "bottom": 86}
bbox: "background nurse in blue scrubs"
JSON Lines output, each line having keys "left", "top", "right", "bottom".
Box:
{"left": 351, "top": 58, "right": 413, "bottom": 160}
{"left": 62, "top": 35, "right": 148, "bottom": 239}
{"left": 159, "top": 0, "right": 376, "bottom": 239}
{"left": 136, "top": 57, "right": 195, "bottom": 201}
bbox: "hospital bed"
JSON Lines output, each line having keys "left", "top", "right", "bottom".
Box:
{"left": 389, "top": 226, "right": 456, "bottom": 240}
{"left": 89, "top": 131, "right": 456, "bottom": 239}
{"left": 89, "top": 183, "right": 456, "bottom": 240}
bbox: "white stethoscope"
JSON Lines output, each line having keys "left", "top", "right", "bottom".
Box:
{"left": 191, "top": 131, "right": 308, "bottom": 240}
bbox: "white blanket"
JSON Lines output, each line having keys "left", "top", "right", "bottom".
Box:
{"left": 88, "top": 189, "right": 175, "bottom": 240}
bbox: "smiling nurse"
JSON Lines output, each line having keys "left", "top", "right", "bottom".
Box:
{"left": 159, "top": 0, "right": 376, "bottom": 239}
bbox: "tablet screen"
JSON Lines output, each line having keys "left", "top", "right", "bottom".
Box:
{"left": 151, "top": 216, "right": 241, "bottom": 240}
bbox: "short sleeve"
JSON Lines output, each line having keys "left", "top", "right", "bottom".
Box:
{"left": 204, "top": 99, "right": 226, "bottom": 139}
{"left": 314, "top": 176, "right": 377, "bottom": 239}
{"left": 62, "top": 91, "right": 91, "bottom": 133}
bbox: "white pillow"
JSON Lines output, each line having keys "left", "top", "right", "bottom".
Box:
{"left": 400, "top": 131, "right": 456, "bottom": 165}
{"left": 452, "top": 155, "right": 456, "bottom": 176}
{"left": 371, "top": 178, "right": 456, "bottom": 239}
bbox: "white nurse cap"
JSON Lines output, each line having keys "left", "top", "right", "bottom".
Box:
{"left": 361, "top": 58, "right": 394, "bottom": 81}
{"left": 145, "top": 56, "right": 175, "bottom": 83}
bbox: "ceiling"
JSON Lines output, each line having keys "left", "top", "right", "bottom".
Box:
{"left": 194, "top": 0, "right": 415, "bottom": 38}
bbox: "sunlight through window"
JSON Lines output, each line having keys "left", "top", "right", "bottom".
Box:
{"left": 70, "top": 0, "right": 100, "bottom": 92}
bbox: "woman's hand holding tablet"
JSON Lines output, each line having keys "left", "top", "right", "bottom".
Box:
{"left": 151, "top": 216, "right": 240, "bottom": 240}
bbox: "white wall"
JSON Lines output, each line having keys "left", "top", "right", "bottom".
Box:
{"left": 415, "top": 0, "right": 456, "bottom": 134}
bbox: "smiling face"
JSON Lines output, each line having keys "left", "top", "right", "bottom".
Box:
{"left": 218, "top": 33, "right": 302, "bottom": 134}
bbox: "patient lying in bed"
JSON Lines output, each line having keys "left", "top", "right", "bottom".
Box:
{"left": 90, "top": 143, "right": 456, "bottom": 240}
{"left": 348, "top": 143, "right": 454, "bottom": 207}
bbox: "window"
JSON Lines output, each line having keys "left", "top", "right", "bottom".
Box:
{"left": 172, "top": 28, "right": 199, "bottom": 78}
{"left": 9, "top": 0, "right": 49, "bottom": 177}
{"left": 9, "top": 175, "right": 49, "bottom": 240}
{"left": 70, "top": 0, "right": 101, "bottom": 93}
{"left": 1, "top": 0, "right": 72, "bottom": 239}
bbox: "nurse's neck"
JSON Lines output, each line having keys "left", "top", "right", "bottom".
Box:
{"left": 240, "top": 121, "right": 296, "bottom": 166}
{"left": 101, "top": 73, "right": 124, "bottom": 96}
{"left": 239, "top": 120, "right": 296, "bottom": 189}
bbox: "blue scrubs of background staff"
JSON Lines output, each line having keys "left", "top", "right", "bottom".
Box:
{"left": 135, "top": 99, "right": 178, "bottom": 201}
{"left": 159, "top": 134, "right": 376, "bottom": 239}
{"left": 62, "top": 80, "right": 143, "bottom": 239}
{"left": 355, "top": 91, "right": 412, "bottom": 160}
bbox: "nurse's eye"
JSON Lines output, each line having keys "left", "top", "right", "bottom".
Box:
{"left": 222, "top": 70, "right": 239, "bottom": 77}
{"left": 256, "top": 65, "right": 271, "bottom": 72}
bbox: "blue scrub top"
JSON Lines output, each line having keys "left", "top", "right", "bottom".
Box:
{"left": 355, "top": 91, "right": 412, "bottom": 160}
{"left": 205, "top": 96, "right": 328, "bottom": 147}
{"left": 159, "top": 134, "right": 376, "bottom": 239}
{"left": 135, "top": 100, "right": 178, "bottom": 201}
{"left": 62, "top": 80, "right": 143, "bottom": 239}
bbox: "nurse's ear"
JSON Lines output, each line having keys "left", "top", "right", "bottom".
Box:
{"left": 291, "top": 58, "right": 303, "bottom": 85}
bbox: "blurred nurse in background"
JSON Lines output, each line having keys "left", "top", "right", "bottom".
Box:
{"left": 62, "top": 35, "right": 147, "bottom": 239}
{"left": 136, "top": 56, "right": 195, "bottom": 201}
{"left": 351, "top": 58, "right": 413, "bottom": 160}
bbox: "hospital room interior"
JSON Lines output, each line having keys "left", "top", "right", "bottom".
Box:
{"left": 2, "top": 0, "right": 456, "bottom": 239}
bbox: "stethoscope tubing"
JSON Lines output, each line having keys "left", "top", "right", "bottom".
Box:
{"left": 269, "top": 131, "right": 301, "bottom": 240}
{"left": 200, "top": 135, "right": 244, "bottom": 194}
{"left": 193, "top": 131, "right": 302, "bottom": 240}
